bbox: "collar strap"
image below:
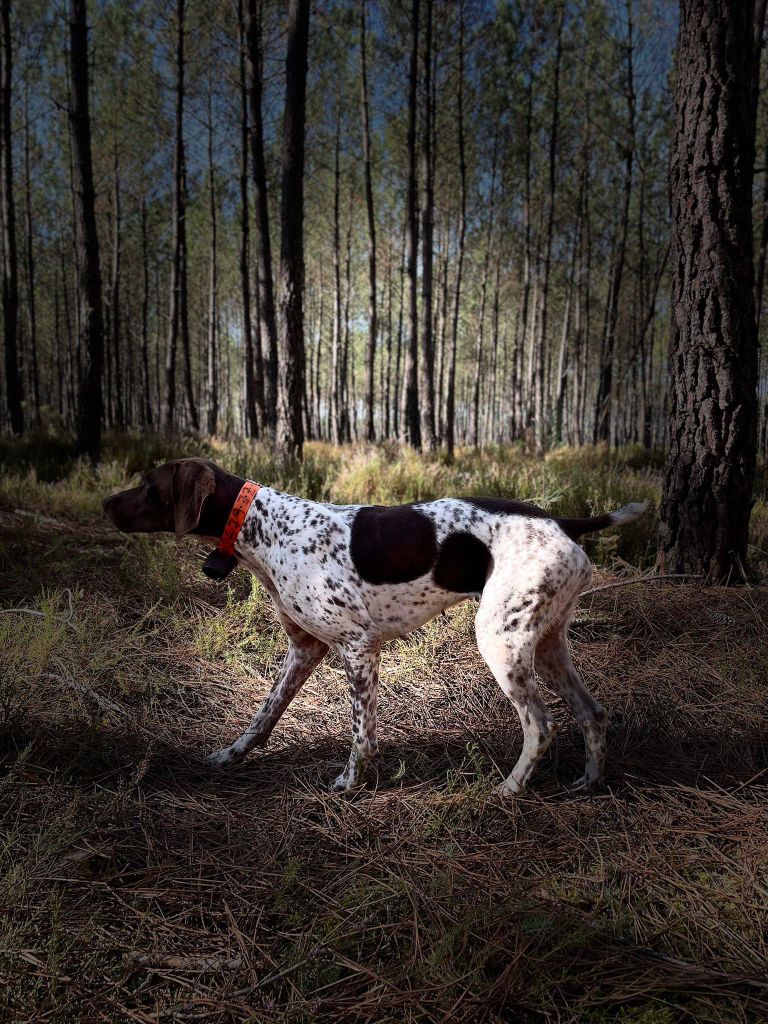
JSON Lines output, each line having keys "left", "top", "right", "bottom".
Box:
{"left": 218, "top": 481, "right": 261, "bottom": 557}
{"left": 201, "top": 481, "right": 261, "bottom": 581}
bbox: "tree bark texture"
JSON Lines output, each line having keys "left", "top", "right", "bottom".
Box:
{"left": 276, "top": 0, "right": 310, "bottom": 459}
{"left": 245, "top": 0, "right": 279, "bottom": 435}
{"left": 360, "top": 0, "right": 377, "bottom": 443}
{"left": 69, "top": 0, "right": 104, "bottom": 459}
{"left": 403, "top": 0, "right": 421, "bottom": 449}
{"left": 659, "top": 0, "right": 761, "bottom": 581}
{"left": 1, "top": 0, "right": 23, "bottom": 435}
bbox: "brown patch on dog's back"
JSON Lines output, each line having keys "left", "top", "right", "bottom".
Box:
{"left": 350, "top": 505, "right": 438, "bottom": 584}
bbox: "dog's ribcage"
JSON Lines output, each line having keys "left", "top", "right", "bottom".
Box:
{"left": 235, "top": 488, "right": 591, "bottom": 644}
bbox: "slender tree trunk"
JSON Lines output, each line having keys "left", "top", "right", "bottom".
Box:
{"left": 276, "top": 0, "right": 310, "bottom": 459}
{"left": 330, "top": 111, "right": 343, "bottom": 443}
{"left": 554, "top": 231, "right": 577, "bottom": 444}
{"left": 23, "top": 79, "right": 39, "bottom": 427}
{"left": 1, "top": 0, "right": 22, "bottom": 435}
{"left": 360, "top": 1, "right": 377, "bottom": 442}
{"left": 165, "top": 0, "right": 197, "bottom": 431}
{"left": 238, "top": 1, "right": 257, "bottom": 437}
{"left": 205, "top": 93, "right": 219, "bottom": 435}
{"left": 418, "top": 0, "right": 437, "bottom": 449}
{"left": 139, "top": 198, "right": 152, "bottom": 428}
{"left": 472, "top": 134, "right": 497, "bottom": 447}
{"left": 535, "top": 2, "right": 564, "bottom": 452}
{"left": 519, "top": 62, "right": 534, "bottom": 433}
{"left": 446, "top": 2, "right": 466, "bottom": 460}
{"left": 109, "top": 143, "right": 123, "bottom": 429}
{"left": 69, "top": 0, "right": 104, "bottom": 459}
{"left": 245, "top": 0, "right": 279, "bottom": 435}
{"left": 342, "top": 210, "right": 354, "bottom": 441}
{"left": 659, "top": 0, "right": 763, "bottom": 581}
{"left": 594, "top": 0, "right": 635, "bottom": 444}
{"left": 394, "top": 230, "right": 406, "bottom": 439}
{"left": 403, "top": 0, "right": 421, "bottom": 448}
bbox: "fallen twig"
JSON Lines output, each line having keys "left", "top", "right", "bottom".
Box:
{"left": 581, "top": 573, "right": 702, "bottom": 597}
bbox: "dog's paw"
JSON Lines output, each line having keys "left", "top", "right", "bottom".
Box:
{"left": 330, "top": 772, "right": 364, "bottom": 795}
{"left": 493, "top": 779, "right": 524, "bottom": 800}
{"left": 206, "top": 746, "right": 241, "bottom": 769}
{"left": 570, "top": 774, "right": 605, "bottom": 795}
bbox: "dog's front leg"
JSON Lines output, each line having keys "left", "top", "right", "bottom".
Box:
{"left": 207, "top": 633, "right": 328, "bottom": 768}
{"left": 331, "top": 636, "right": 381, "bottom": 793}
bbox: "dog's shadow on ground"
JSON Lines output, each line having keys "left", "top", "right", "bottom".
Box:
{"left": 3, "top": 710, "right": 767, "bottom": 803}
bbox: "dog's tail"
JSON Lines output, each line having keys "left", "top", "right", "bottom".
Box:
{"left": 555, "top": 500, "right": 649, "bottom": 541}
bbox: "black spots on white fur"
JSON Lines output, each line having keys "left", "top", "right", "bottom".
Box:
{"left": 432, "top": 532, "right": 493, "bottom": 594}
{"left": 350, "top": 505, "right": 438, "bottom": 584}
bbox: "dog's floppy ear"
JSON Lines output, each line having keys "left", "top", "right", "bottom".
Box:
{"left": 172, "top": 461, "right": 216, "bottom": 541}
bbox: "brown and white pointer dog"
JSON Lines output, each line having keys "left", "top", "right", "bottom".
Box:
{"left": 103, "top": 457, "right": 646, "bottom": 797}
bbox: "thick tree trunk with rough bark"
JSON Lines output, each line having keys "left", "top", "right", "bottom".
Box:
{"left": 69, "top": 0, "right": 104, "bottom": 460}
{"left": 659, "top": 0, "right": 763, "bottom": 581}
{"left": 276, "top": 0, "right": 310, "bottom": 460}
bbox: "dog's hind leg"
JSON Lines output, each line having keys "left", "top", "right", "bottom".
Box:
{"left": 475, "top": 583, "right": 557, "bottom": 798}
{"left": 331, "top": 635, "right": 381, "bottom": 793}
{"left": 207, "top": 617, "right": 328, "bottom": 768}
{"left": 535, "top": 624, "right": 607, "bottom": 792}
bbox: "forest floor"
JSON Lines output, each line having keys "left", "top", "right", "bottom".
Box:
{"left": 1, "top": 436, "right": 768, "bottom": 1023}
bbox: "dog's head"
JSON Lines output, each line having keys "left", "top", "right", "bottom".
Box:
{"left": 103, "top": 458, "right": 222, "bottom": 541}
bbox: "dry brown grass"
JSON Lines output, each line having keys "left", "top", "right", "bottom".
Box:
{"left": 1, "top": 495, "right": 768, "bottom": 1023}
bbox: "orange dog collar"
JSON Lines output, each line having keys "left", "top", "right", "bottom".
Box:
{"left": 202, "top": 481, "right": 261, "bottom": 581}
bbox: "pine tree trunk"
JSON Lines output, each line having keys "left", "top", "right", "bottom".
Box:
{"left": 593, "top": 0, "right": 634, "bottom": 444}
{"left": 206, "top": 93, "right": 219, "bottom": 436}
{"left": 534, "top": 3, "right": 564, "bottom": 453}
{"left": 659, "top": 0, "right": 762, "bottom": 581}
{"left": 403, "top": 0, "right": 421, "bottom": 448}
{"left": 165, "top": 0, "right": 198, "bottom": 432}
{"left": 245, "top": 0, "right": 279, "bottom": 436}
{"left": 418, "top": 0, "right": 437, "bottom": 449}
{"left": 445, "top": 2, "right": 465, "bottom": 461}
{"left": 238, "top": 0, "right": 262, "bottom": 439}
{"left": 109, "top": 144, "right": 123, "bottom": 429}
{"left": 1, "top": 0, "right": 23, "bottom": 435}
{"left": 472, "top": 134, "right": 497, "bottom": 448}
{"left": 69, "top": 0, "right": 104, "bottom": 459}
{"left": 276, "top": 0, "right": 310, "bottom": 460}
{"left": 330, "top": 112, "right": 343, "bottom": 444}
{"left": 360, "top": 1, "right": 377, "bottom": 442}
{"left": 139, "top": 198, "right": 152, "bottom": 428}
{"left": 23, "top": 79, "right": 39, "bottom": 427}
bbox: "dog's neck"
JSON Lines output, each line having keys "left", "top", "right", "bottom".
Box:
{"left": 193, "top": 465, "right": 248, "bottom": 539}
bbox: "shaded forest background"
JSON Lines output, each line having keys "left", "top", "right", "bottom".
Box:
{"left": 2, "top": 0, "right": 694, "bottom": 454}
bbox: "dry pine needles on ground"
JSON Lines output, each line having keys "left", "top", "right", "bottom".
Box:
{"left": 1, "top": 488, "right": 768, "bottom": 1023}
